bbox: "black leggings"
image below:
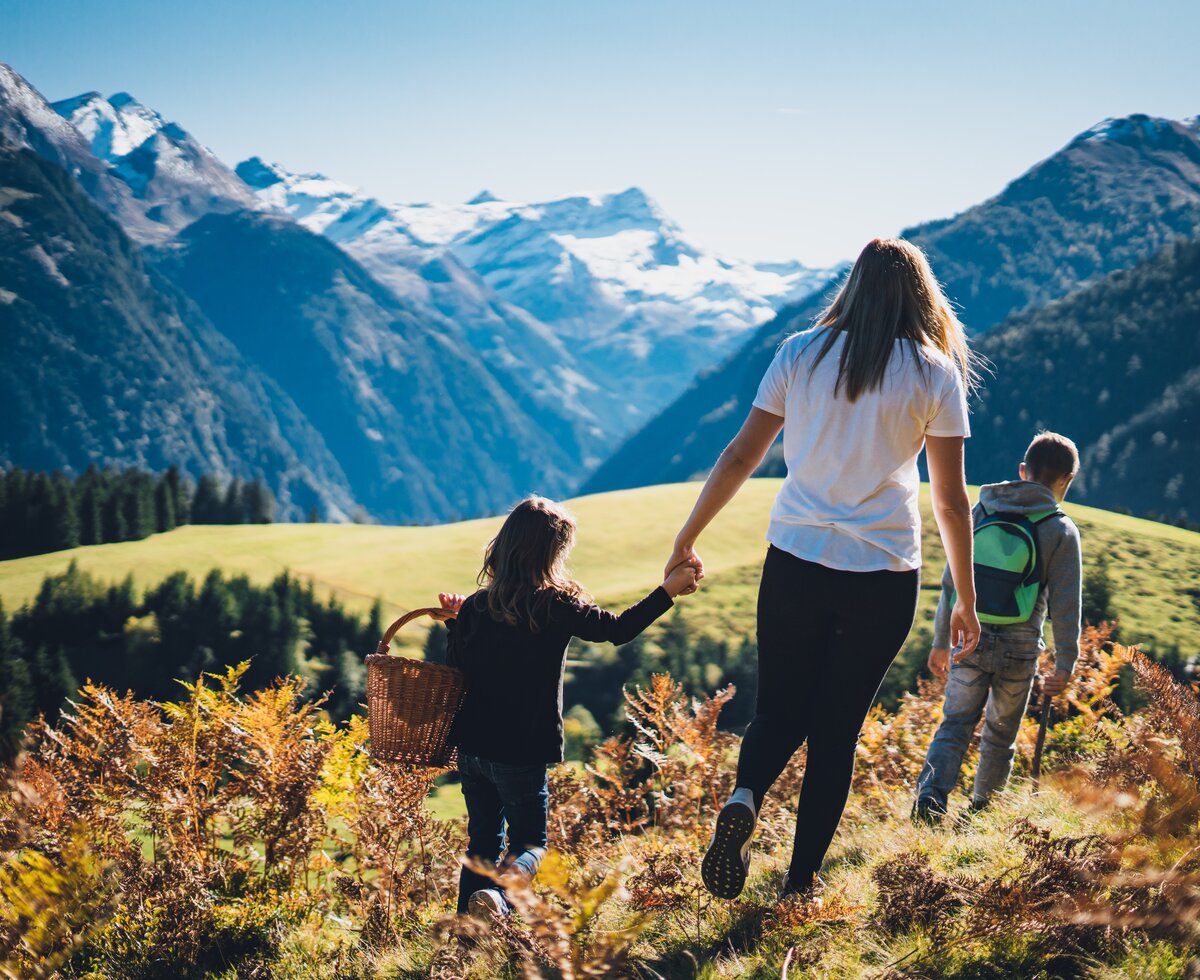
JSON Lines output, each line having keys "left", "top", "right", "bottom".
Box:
{"left": 736, "top": 546, "right": 919, "bottom": 884}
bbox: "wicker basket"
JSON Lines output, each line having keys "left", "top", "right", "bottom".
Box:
{"left": 366, "top": 607, "right": 464, "bottom": 767}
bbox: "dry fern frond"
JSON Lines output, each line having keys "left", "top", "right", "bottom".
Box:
{"left": 1125, "top": 644, "right": 1200, "bottom": 777}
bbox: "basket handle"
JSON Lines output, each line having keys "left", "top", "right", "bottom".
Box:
{"left": 376, "top": 607, "right": 457, "bottom": 655}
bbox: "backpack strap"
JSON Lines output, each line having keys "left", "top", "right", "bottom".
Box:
{"left": 1024, "top": 508, "right": 1062, "bottom": 592}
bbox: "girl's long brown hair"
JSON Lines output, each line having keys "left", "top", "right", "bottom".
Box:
{"left": 808, "top": 238, "right": 981, "bottom": 401}
{"left": 477, "top": 497, "right": 585, "bottom": 630}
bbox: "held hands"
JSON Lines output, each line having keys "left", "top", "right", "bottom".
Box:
{"left": 663, "top": 558, "right": 702, "bottom": 598}
{"left": 432, "top": 591, "right": 465, "bottom": 621}
{"left": 949, "top": 600, "right": 980, "bottom": 660}
{"left": 664, "top": 541, "right": 705, "bottom": 596}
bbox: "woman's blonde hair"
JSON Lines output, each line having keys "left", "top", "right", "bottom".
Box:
{"left": 808, "top": 238, "right": 980, "bottom": 401}
{"left": 478, "top": 496, "right": 585, "bottom": 630}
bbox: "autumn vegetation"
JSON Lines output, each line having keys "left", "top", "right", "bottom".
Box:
{"left": 0, "top": 623, "right": 1197, "bottom": 978}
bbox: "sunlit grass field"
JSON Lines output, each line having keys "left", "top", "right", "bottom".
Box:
{"left": 1, "top": 480, "right": 1197, "bottom": 652}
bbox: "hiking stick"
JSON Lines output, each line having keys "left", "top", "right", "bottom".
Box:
{"left": 1031, "top": 691, "right": 1052, "bottom": 793}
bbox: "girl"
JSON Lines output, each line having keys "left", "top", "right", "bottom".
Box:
{"left": 439, "top": 496, "right": 699, "bottom": 919}
{"left": 664, "top": 238, "right": 982, "bottom": 903}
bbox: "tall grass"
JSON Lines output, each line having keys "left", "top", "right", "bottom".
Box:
{"left": 0, "top": 624, "right": 1197, "bottom": 978}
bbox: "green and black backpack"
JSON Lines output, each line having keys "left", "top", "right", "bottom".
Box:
{"left": 962, "top": 503, "right": 1062, "bottom": 625}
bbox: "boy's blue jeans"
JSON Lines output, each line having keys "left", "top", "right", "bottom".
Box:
{"left": 456, "top": 751, "right": 548, "bottom": 913}
{"left": 916, "top": 633, "right": 1041, "bottom": 809}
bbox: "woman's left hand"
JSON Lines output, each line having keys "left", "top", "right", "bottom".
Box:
{"left": 949, "top": 600, "right": 980, "bottom": 659}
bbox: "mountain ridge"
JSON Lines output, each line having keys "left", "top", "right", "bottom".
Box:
{"left": 584, "top": 109, "right": 1200, "bottom": 515}
{"left": 905, "top": 111, "right": 1200, "bottom": 332}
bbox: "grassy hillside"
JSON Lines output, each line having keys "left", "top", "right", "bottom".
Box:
{"left": 1, "top": 480, "right": 1197, "bottom": 657}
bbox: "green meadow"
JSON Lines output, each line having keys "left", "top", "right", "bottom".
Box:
{"left": 0, "top": 479, "right": 1197, "bottom": 657}
{"left": 2, "top": 477, "right": 1200, "bottom": 652}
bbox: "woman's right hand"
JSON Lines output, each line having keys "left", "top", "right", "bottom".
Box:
{"left": 663, "top": 559, "right": 701, "bottom": 598}
{"left": 949, "top": 600, "right": 980, "bottom": 659}
{"left": 663, "top": 407, "right": 781, "bottom": 597}
{"left": 664, "top": 542, "right": 704, "bottom": 595}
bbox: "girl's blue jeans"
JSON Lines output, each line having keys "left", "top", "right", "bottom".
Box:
{"left": 456, "top": 751, "right": 549, "bottom": 913}
{"left": 916, "top": 632, "right": 1041, "bottom": 809}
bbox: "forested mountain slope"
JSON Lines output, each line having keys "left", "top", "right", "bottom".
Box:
{"left": 0, "top": 145, "right": 359, "bottom": 520}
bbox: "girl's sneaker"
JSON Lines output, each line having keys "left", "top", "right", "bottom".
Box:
{"left": 701, "top": 790, "right": 756, "bottom": 899}
{"left": 467, "top": 888, "right": 509, "bottom": 920}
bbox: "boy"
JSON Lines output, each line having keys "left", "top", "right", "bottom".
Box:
{"left": 914, "top": 432, "right": 1083, "bottom": 823}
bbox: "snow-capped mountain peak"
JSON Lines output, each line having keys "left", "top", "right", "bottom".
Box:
{"left": 0, "top": 63, "right": 166, "bottom": 239}
{"left": 241, "top": 157, "right": 841, "bottom": 425}
{"left": 235, "top": 158, "right": 406, "bottom": 243}
{"left": 53, "top": 90, "right": 164, "bottom": 161}
{"left": 52, "top": 89, "right": 255, "bottom": 228}
{"left": 1072, "top": 113, "right": 1197, "bottom": 153}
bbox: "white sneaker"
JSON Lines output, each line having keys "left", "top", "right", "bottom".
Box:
{"left": 701, "top": 790, "right": 756, "bottom": 899}
{"left": 467, "top": 888, "right": 508, "bottom": 920}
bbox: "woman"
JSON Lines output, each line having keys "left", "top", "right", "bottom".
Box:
{"left": 666, "top": 238, "right": 982, "bottom": 902}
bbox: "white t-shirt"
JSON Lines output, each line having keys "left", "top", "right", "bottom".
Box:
{"left": 752, "top": 327, "right": 971, "bottom": 572}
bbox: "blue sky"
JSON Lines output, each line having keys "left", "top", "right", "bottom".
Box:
{"left": 6, "top": 0, "right": 1198, "bottom": 266}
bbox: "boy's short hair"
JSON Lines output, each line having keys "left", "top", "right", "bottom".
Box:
{"left": 1024, "top": 432, "right": 1080, "bottom": 484}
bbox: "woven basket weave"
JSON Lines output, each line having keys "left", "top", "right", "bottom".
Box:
{"left": 366, "top": 607, "right": 464, "bottom": 767}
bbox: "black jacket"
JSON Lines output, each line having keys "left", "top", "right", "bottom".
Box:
{"left": 447, "top": 586, "right": 673, "bottom": 765}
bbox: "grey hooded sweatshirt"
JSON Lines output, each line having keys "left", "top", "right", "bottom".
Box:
{"left": 932, "top": 480, "right": 1083, "bottom": 673}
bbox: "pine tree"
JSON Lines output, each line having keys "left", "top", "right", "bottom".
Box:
{"left": 29, "top": 471, "right": 55, "bottom": 556}
{"left": 306, "top": 504, "right": 320, "bottom": 524}
{"left": 363, "top": 599, "right": 384, "bottom": 650}
{"left": 246, "top": 476, "right": 275, "bottom": 524}
{"left": 223, "top": 477, "right": 245, "bottom": 524}
{"left": 0, "top": 601, "right": 34, "bottom": 760}
{"left": 31, "top": 645, "right": 78, "bottom": 720}
{"left": 423, "top": 623, "right": 449, "bottom": 664}
{"left": 131, "top": 471, "right": 157, "bottom": 539}
{"left": 193, "top": 569, "right": 239, "bottom": 676}
{"left": 327, "top": 648, "right": 366, "bottom": 720}
{"left": 2, "top": 468, "right": 29, "bottom": 558}
{"left": 50, "top": 471, "right": 80, "bottom": 552}
{"left": 79, "top": 482, "right": 103, "bottom": 546}
{"left": 144, "top": 571, "right": 199, "bottom": 693}
{"left": 120, "top": 472, "right": 147, "bottom": 540}
{"left": 164, "top": 466, "right": 191, "bottom": 525}
{"left": 192, "top": 474, "right": 222, "bottom": 524}
{"left": 102, "top": 485, "right": 128, "bottom": 542}
{"left": 154, "top": 474, "right": 177, "bottom": 533}
{"left": 103, "top": 574, "right": 138, "bottom": 635}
